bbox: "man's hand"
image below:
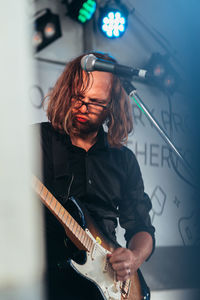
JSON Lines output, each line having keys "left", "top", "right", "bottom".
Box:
{"left": 107, "top": 232, "right": 153, "bottom": 282}
{"left": 107, "top": 247, "right": 141, "bottom": 282}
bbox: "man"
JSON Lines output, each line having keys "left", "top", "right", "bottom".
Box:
{"left": 34, "top": 52, "right": 155, "bottom": 300}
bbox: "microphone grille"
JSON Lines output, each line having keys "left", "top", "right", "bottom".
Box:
{"left": 81, "top": 54, "right": 96, "bottom": 71}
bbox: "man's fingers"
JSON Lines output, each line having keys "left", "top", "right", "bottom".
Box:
{"left": 116, "top": 268, "right": 131, "bottom": 282}
{"left": 109, "top": 248, "right": 132, "bottom": 264}
{"left": 114, "top": 268, "right": 130, "bottom": 276}
{"left": 112, "top": 262, "right": 129, "bottom": 271}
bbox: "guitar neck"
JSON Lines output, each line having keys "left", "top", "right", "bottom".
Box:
{"left": 32, "top": 175, "right": 93, "bottom": 252}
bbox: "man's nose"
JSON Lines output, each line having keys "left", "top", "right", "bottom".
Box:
{"left": 79, "top": 102, "right": 88, "bottom": 113}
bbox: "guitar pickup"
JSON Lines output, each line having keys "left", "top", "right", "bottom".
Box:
{"left": 103, "top": 256, "right": 109, "bottom": 273}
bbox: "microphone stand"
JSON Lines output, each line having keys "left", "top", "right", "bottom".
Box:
{"left": 122, "top": 79, "right": 195, "bottom": 181}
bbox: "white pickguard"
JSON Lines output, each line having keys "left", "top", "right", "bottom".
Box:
{"left": 70, "top": 229, "right": 121, "bottom": 300}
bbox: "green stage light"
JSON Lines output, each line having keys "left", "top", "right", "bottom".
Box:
{"left": 64, "top": 0, "right": 96, "bottom": 24}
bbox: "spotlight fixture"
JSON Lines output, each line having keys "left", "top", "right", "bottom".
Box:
{"left": 63, "top": 0, "right": 97, "bottom": 24}
{"left": 145, "top": 53, "right": 179, "bottom": 93}
{"left": 98, "top": 1, "right": 129, "bottom": 38}
{"left": 33, "top": 9, "right": 62, "bottom": 53}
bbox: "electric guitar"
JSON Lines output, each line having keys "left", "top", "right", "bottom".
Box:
{"left": 32, "top": 175, "right": 150, "bottom": 300}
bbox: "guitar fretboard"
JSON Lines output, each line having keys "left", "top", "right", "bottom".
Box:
{"left": 32, "top": 175, "right": 93, "bottom": 252}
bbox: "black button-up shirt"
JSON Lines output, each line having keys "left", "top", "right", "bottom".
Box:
{"left": 33, "top": 122, "right": 155, "bottom": 265}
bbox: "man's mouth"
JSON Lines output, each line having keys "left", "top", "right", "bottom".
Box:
{"left": 75, "top": 115, "right": 88, "bottom": 123}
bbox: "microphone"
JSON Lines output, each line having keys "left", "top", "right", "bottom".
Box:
{"left": 81, "top": 54, "right": 148, "bottom": 79}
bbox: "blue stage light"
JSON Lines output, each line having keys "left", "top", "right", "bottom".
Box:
{"left": 99, "top": 5, "right": 128, "bottom": 39}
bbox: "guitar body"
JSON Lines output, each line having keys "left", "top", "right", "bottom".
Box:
{"left": 32, "top": 176, "right": 150, "bottom": 300}
{"left": 64, "top": 197, "right": 149, "bottom": 300}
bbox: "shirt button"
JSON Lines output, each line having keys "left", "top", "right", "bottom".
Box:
{"left": 88, "top": 179, "right": 92, "bottom": 184}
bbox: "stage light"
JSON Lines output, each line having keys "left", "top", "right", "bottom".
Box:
{"left": 145, "top": 53, "right": 179, "bottom": 94}
{"left": 44, "top": 23, "right": 56, "bottom": 38}
{"left": 163, "top": 74, "right": 176, "bottom": 89}
{"left": 153, "top": 64, "right": 165, "bottom": 77}
{"left": 63, "top": 0, "right": 97, "bottom": 24}
{"left": 33, "top": 9, "right": 62, "bottom": 53}
{"left": 99, "top": 1, "right": 128, "bottom": 38}
{"left": 32, "top": 32, "right": 43, "bottom": 48}
{"left": 146, "top": 53, "right": 167, "bottom": 79}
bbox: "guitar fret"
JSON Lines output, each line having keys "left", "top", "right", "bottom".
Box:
{"left": 41, "top": 187, "right": 48, "bottom": 203}
{"left": 39, "top": 183, "right": 44, "bottom": 195}
{"left": 77, "top": 227, "right": 84, "bottom": 244}
{"left": 85, "top": 237, "right": 90, "bottom": 250}
{"left": 77, "top": 226, "right": 85, "bottom": 246}
{"left": 58, "top": 206, "right": 65, "bottom": 219}
{"left": 47, "top": 192, "right": 55, "bottom": 208}
{"left": 63, "top": 211, "right": 69, "bottom": 225}
{"left": 75, "top": 224, "right": 80, "bottom": 238}
{"left": 81, "top": 231, "right": 86, "bottom": 246}
{"left": 54, "top": 202, "right": 61, "bottom": 215}
{"left": 81, "top": 231, "right": 87, "bottom": 244}
{"left": 83, "top": 234, "right": 88, "bottom": 248}
{"left": 48, "top": 194, "right": 54, "bottom": 206}
{"left": 49, "top": 197, "right": 56, "bottom": 210}
{"left": 62, "top": 211, "right": 67, "bottom": 223}
{"left": 69, "top": 216, "right": 73, "bottom": 228}
{"left": 79, "top": 231, "right": 84, "bottom": 244}
{"left": 44, "top": 187, "right": 49, "bottom": 199}
{"left": 66, "top": 215, "right": 73, "bottom": 230}
{"left": 84, "top": 233, "right": 89, "bottom": 248}
{"left": 78, "top": 227, "right": 84, "bottom": 240}
{"left": 46, "top": 193, "right": 52, "bottom": 205}
{"left": 85, "top": 235, "right": 91, "bottom": 250}
{"left": 88, "top": 239, "right": 93, "bottom": 252}
{"left": 79, "top": 228, "right": 85, "bottom": 243}
{"left": 86, "top": 238, "right": 91, "bottom": 251}
{"left": 72, "top": 221, "right": 77, "bottom": 236}
{"left": 75, "top": 224, "right": 81, "bottom": 238}
{"left": 69, "top": 217, "right": 75, "bottom": 232}
{"left": 88, "top": 237, "right": 93, "bottom": 251}
{"left": 41, "top": 185, "right": 47, "bottom": 196}
{"left": 52, "top": 199, "right": 58, "bottom": 210}
{"left": 56, "top": 204, "right": 61, "bottom": 216}
{"left": 81, "top": 230, "right": 87, "bottom": 247}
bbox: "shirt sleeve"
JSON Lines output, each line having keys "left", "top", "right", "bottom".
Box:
{"left": 118, "top": 148, "right": 155, "bottom": 259}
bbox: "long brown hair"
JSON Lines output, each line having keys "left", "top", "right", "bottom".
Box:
{"left": 45, "top": 52, "right": 133, "bottom": 147}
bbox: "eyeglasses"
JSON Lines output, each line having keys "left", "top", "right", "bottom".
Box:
{"left": 72, "top": 96, "right": 109, "bottom": 112}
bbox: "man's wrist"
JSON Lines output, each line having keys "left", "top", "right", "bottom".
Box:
{"left": 130, "top": 248, "right": 145, "bottom": 269}
{"left": 128, "top": 231, "right": 153, "bottom": 264}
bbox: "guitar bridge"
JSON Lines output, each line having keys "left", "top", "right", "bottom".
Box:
{"left": 120, "top": 279, "right": 131, "bottom": 299}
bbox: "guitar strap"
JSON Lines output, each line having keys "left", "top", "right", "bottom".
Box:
{"left": 137, "top": 269, "right": 151, "bottom": 300}
{"left": 52, "top": 131, "right": 74, "bottom": 205}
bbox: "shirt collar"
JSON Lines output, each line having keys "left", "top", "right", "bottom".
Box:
{"left": 88, "top": 126, "right": 109, "bottom": 152}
